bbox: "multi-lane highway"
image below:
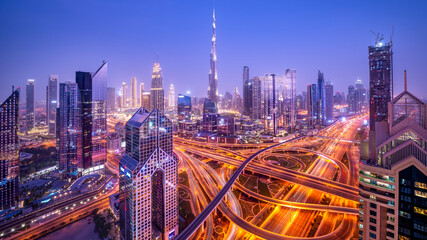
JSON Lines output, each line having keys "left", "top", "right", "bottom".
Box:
{"left": 175, "top": 116, "right": 364, "bottom": 240}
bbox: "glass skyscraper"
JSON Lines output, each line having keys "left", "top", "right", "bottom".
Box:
{"left": 369, "top": 42, "right": 392, "bottom": 131}
{"left": 47, "top": 74, "right": 58, "bottom": 135}
{"left": 76, "top": 62, "right": 107, "bottom": 174}
{"left": 0, "top": 88, "right": 20, "bottom": 210}
{"left": 119, "top": 108, "right": 178, "bottom": 240}
{"left": 57, "top": 82, "right": 82, "bottom": 178}
{"left": 26, "top": 79, "right": 35, "bottom": 132}
{"left": 177, "top": 94, "right": 191, "bottom": 121}
{"left": 325, "top": 81, "right": 334, "bottom": 123}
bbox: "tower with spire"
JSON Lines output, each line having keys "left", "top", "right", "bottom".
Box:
{"left": 208, "top": 9, "right": 218, "bottom": 107}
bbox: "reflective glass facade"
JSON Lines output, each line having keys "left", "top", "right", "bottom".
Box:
{"left": 0, "top": 89, "right": 19, "bottom": 210}
{"left": 76, "top": 62, "right": 107, "bottom": 173}
{"left": 47, "top": 75, "right": 58, "bottom": 135}
{"left": 57, "top": 82, "right": 82, "bottom": 177}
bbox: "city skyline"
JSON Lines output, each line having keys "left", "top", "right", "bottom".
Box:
{"left": 1, "top": 0, "right": 427, "bottom": 103}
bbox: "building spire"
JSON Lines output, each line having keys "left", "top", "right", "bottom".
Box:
{"left": 404, "top": 70, "right": 407, "bottom": 92}
{"left": 208, "top": 8, "right": 218, "bottom": 104}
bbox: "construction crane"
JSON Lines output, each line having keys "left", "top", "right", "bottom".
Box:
{"left": 370, "top": 30, "right": 384, "bottom": 46}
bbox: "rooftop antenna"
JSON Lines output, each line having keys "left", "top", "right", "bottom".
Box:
{"left": 155, "top": 53, "right": 159, "bottom": 63}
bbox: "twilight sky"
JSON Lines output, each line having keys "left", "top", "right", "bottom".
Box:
{"left": 1, "top": 0, "right": 427, "bottom": 103}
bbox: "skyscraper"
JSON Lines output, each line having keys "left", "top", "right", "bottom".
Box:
{"left": 119, "top": 108, "right": 178, "bottom": 240}
{"left": 306, "top": 84, "right": 317, "bottom": 128}
{"left": 150, "top": 63, "right": 165, "bottom": 112}
{"left": 76, "top": 62, "right": 107, "bottom": 175}
{"left": 325, "top": 81, "right": 334, "bottom": 123}
{"left": 359, "top": 73, "right": 426, "bottom": 240}
{"left": 251, "top": 77, "right": 262, "bottom": 120}
{"left": 168, "top": 84, "right": 176, "bottom": 110}
{"left": 284, "top": 69, "right": 296, "bottom": 130}
{"left": 140, "top": 82, "right": 145, "bottom": 107}
{"left": 121, "top": 82, "right": 127, "bottom": 108}
{"left": 317, "top": 71, "right": 326, "bottom": 124}
{"left": 347, "top": 85, "right": 356, "bottom": 113}
{"left": 203, "top": 98, "right": 216, "bottom": 115}
{"left": 47, "top": 75, "right": 58, "bottom": 135}
{"left": 207, "top": 10, "right": 218, "bottom": 105}
{"left": 107, "top": 87, "right": 116, "bottom": 112}
{"left": 0, "top": 88, "right": 19, "bottom": 210}
{"left": 369, "top": 41, "right": 392, "bottom": 131}
{"left": 177, "top": 94, "right": 191, "bottom": 121}
{"left": 355, "top": 79, "right": 366, "bottom": 113}
{"left": 243, "top": 66, "right": 250, "bottom": 115}
{"left": 369, "top": 41, "right": 393, "bottom": 159}
{"left": 26, "top": 79, "right": 35, "bottom": 132}
{"left": 131, "top": 77, "right": 137, "bottom": 107}
{"left": 57, "top": 82, "right": 82, "bottom": 178}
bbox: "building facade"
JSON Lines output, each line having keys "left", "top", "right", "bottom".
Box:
{"left": 76, "top": 62, "right": 108, "bottom": 175}
{"left": 26, "top": 79, "right": 35, "bottom": 132}
{"left": 57, "top": 82, "right": 82, "bottom": 178}
{"left": 121, "top": 82, "right": 127, "bottom": 108}
{"left": 107, "top": 87, "right": 116, "bottom": 113}
{"left": 0, "top": 88, "right": 20, "bottom": 210}
{"left": 150, "top": 63, "right": 165, "bottom": 112}
{"left": 325, "top": 81, "right": 334, "bottom": 123}
{"left": 359, "top": 75, "right": 427, "bottom": 240}
{"left": 177, "top": 94, "right": 191, "bottom": 121}
{"left": 119, "top": 108, "right": 178, "bottom": 240}
{"left": 131, "top": 77, "right": 137, "bottom": 107}
{"left": 369, "top": 42, "right": 392, "bottom": 131}
{"left": 207, "top": 10, "right": 218, "bottom": 105}
{"left": 47, "top": 75, "right": 58, "bottom": 135}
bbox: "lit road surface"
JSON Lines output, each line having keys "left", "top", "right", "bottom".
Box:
{"left": 175, "top": 116, "right": 363, "bottom": 240}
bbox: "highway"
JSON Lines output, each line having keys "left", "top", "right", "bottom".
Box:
{"left": 175, "top": 117, "right": 363, "bottom": 240}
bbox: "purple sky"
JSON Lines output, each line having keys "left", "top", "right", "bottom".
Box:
{"left": 1, "top": 0, "right": 427, "bottom": 103}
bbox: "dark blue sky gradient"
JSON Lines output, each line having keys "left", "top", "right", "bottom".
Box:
{"left": 1, "top": 0, "right": 427, "bottom": 102}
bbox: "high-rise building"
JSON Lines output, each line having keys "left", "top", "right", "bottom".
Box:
{"left": 284, "top": 69, "right": 296, "bottom": 130}
{"left": 119, "top": 108, "right": 178, "bottom": 240}
{"left": 232, "top": 87, "right": 242, "bottom": 112}
{"left": 218, "top": 116, "right": 234, "bottom": 136}
{"left": 168, "top": 84, "right": 176, "bottom": 110}
{"left": 76, "top": 62, "right": 107, "bottom": 175}
{"left": 0, "top": 88, "right": 20, "bottom": 210}
{"left": 325, "top": 81, "right": 334, "bottom": 123}
{"left": 107, "top": 87, "right": 116, "bottom": 113}
{"left": 207, "top": 10, "right": 218, "bottom": 105}
{"left": 369, "top": 41, "right": 392, "bottom": 131}
{"left": 347, "top": 85, "right": 356, "bottom": 113}
{"left": 317, "top": 71, "right": 326, "bottom": 124}
{"left": 57, "top": 82, "right": 82, "bottom": 178}
{"left": 203, "top": 98, "right": 216, "bottom": 115}
{"left": 250, "top": 77, "right": 262, "bottom": 120}
{"left": 26, "top": 79, "right": 35, "bottom": 132}
{"left": 150, "top": 63, "right": 165, "bottom": 112}
{"left": 47, "top": 75, "right": 58, "bottom": 135}
{"left": 355, "top": 79, "right": 367, "bottom": 113}
{"left": 142, "top": 92, "right": 151, "bottom": 111}
{"left": 359, "top": 73, "right": 426, "bottom": 240}
{"left": 131, "top": 77, "right": 137, "bottom": 107}
{"left": 139, "top": 83, "right": 145, "bottom": 107}
{"left": 121, "top": 82, "right": 127, "bottom": 108}
{"left": 243, "top": 66, "right": 250, "bottom": 115}
{"left": 177, "top": 94, "right": 191, "bottom": 121}
{"left": 306, "top": 84, "right": 317, "bottom": 128}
